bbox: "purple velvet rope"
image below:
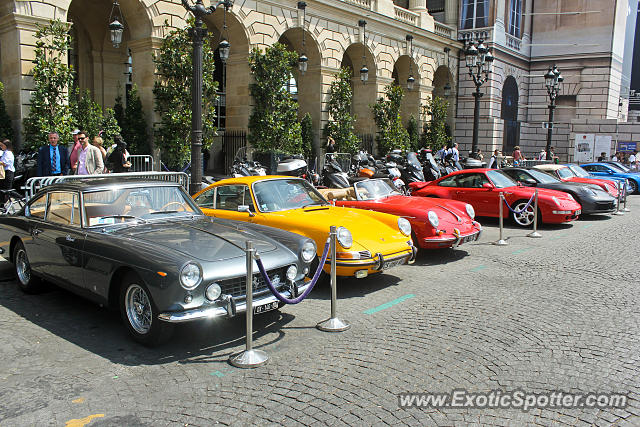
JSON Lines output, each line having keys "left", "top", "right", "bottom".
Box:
{"left": 502, "top": 192, "right": 536, "bottom": 214}
{"left": 255, "top": 238, "right": 331, "bottom": 304}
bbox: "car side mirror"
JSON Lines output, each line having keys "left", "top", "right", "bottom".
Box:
{"left": 238, "top": 205, "right": 255, "bottom": 217}
{"left": 482, "top": 183, "right": 494, "bottom": 190}
{"left": 607, "top": 169, "right": 614, "bottom": 174}
{"left": 523, "top": 178, "right": 537, "bottom": 186}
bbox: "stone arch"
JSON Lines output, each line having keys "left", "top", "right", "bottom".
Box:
{"left": 432, "top": 65, "right": 455, "bottom": 133}
{"left": 392, "top": 54, "right": 421, "bottom": 126}
{"left": 501, "top": 75, "right": 519, "bottom": 153}
{"left": 342, "top": 42, "right": 377, "bottom": 135}
{"left": 278, "top": 27, "right": 323, "bottom": 157}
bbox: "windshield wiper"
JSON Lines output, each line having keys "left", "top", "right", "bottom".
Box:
{"left": 302, "top": 202, "right": 327, "bottom": 208}
{"left": 149, "top": 210, "right": 180, "bottom": 214}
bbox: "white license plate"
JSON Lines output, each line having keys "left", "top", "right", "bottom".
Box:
{"left": 253, "top": 301, "right": 279, "bottom": 314}
{"left": 382, "top": 257, "right": 407, "bottom": 270}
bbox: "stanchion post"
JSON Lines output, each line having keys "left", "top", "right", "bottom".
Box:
{"left": 493, "top": 193, "right": 508, "bottom": 246}
{"left": 614, "top": 182, "right": 624, "bottom": 216}
{"left": 622, "top": 181, "right": 630, "bottom": 212}
{"left": 229, "top": 240, "right": 269, "bottom": 368}
{"left": 527, "top": 189, "right": 542, "bottom": 238}
{"left": 317, "top": 226, "right": 350, "bottom": 332}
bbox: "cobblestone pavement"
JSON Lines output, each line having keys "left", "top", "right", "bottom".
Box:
{"left": 1, "top": 197, "right": 640, "bottom": 427}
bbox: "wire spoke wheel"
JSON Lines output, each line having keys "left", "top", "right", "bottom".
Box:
{"left": 15, "top": 248, "right": 31, "bottom": 285}
{"left": 512, "top": 202, "right": 535, "bottom": 227}
{"left": 125, "top": 284, "right": 153, "bottom": 335}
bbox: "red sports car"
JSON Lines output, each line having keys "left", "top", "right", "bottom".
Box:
{"left": 409, "top": 169, "right": 582, "bottom": 227}
{"left": 317, "top": 178, "right": 482, "bottom": 249}
{"left": 533, "top": 164, "right": 619, "bottom": 198}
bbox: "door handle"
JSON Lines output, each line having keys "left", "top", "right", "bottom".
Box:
{"left": 65, "top": 235, "right": 75, "bottom": 242}
{"left": 32, "top": 228, "right": 42, "bottom": 236}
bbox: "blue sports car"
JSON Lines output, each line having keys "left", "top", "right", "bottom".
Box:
{"left": 579, "top": 163, "right": 640, "bottom": 194}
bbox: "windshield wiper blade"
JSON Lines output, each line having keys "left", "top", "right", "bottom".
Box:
{"left": 302, "top": 202, "right": 326, "bottom": 208}
{"left": 149, "top": 210, "right": 180, "bottom": 214}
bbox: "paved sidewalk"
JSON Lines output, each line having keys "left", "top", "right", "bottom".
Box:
{"left": 1, "top": 199, "right": 639, "bottom": 426}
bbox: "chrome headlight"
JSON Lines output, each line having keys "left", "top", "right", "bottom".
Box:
{"left": 337, "top": 226, "right": 353, "bottom": 249}
{"left": 180, "top": 262, "right": 202, "bottom": 290}
{"left": 286, "top": 265, "right": 298, "bottom": 281}
{"left": 205, "top": 283, "right": 222, "bottom": 301}
{"left": 465, "top": 204, "right": 475, "bottom": 219}
{"left": 301, "top": 241, "right": 316, "bottom": 263}
{"left": 398, "top": 217, "right": 411, "bottom": 236}
{"left": 427, "top": 210, "right": 439, "bottom": 227}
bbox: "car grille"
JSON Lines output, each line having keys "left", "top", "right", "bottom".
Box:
{"left": 595, "top": 201, "right": 615, "bottom": 210}
{"left": 359, "top": 250, "right": 372, "bottom": 259}
{"left": 218, "top": 266, "right": 289, "bottom": 301}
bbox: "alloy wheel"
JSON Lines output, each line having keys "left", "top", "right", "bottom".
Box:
{"left": 512, "top": 202, "right": 535, "bottom": 227}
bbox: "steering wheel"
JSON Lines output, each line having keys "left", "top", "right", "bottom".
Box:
{"left": 160, "top": 201, "right": 188, "bottom": 212}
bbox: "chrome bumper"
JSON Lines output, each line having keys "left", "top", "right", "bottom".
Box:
{"left": 423, "top": 227, "right": 482, "bottom": 246}
{"left": 157, "top": 282, "right": 311, "bottom": 323}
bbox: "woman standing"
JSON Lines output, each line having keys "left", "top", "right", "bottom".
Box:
{"left": 512, "top": 145, "right": 525, "bottom": 166}
{"left": 92, "top": 136, "right": 108, "bottom": 173}
{"left": 0, "top": 139, "right": 15, "bottom": 201}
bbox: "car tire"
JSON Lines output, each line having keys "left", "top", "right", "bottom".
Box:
{"left": 119, "top": 273, "right": 173, "bottom": 346}
{"left": 628, "top": 180, "right": 638, "bottom": 195}
{"left": 13, "top": 241, "right": 42, "bottom": 294}
{"left": 511, "top": 200, "right": 537, "bottom": 227}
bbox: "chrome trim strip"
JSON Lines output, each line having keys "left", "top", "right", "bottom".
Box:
{"left": 158, "top": 282, "right": 311, "bottom": 323}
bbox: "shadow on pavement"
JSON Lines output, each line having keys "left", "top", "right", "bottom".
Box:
{"left": 477, "top": 216, "right": 575, "bottom": 231}
{"left": 0, "top": 278, "right": 295, "bottom": 366}
{"left": 306, "top": 272, "right": 402, "bottom": 301}
{"left": 412, "top": 247, "right": 469, "bottom": 266}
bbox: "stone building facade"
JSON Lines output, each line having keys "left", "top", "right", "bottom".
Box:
{"left": 454, "top": 0, "right": 638, "bottom": 161}
{"left": 0, "top": 0, "right": 463, "bottom": 168}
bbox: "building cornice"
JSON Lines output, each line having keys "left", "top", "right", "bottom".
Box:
{"left": 0, "top": 13, "right": 56, "bottom": 35}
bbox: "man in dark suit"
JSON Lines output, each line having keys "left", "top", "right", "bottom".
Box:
{"left": 37, "top": 132, "right": 69, "bottom": 176}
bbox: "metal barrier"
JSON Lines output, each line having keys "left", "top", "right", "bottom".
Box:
{"left": 493, "top": 193, "right": 508, "bottom": 246}
{"left": 519, "top": 159, "right": 552, "bottom": 168}
{"left": 229, "top": 241, "right": 269, "bottom": 368}
{"left": 23, "top": 171, "right": 189, "bottom": 201}
{"left": 527, "top": 189, "right": 542, "bottom": 238}
{"left": 622, "top": 181, "right": 630, "bottom": 212}
{"left": 316, "top": 226, "right": 350, "bottom": 332}
{"left": 128, "top": 155, "right": 154, "bottom": 172}
{"left": 613, "top": 182, "right": 624, "bottom": 216}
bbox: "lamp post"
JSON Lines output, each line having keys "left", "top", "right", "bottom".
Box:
{"left": 544, "top": 65, "right": 563, "bottom": 161}
{"left": 297, "top": 2, "right": 308, "bottom": 75}
{"left": 463, "top": 39, "right": 493, "bottom": 154}
{"left": 358, "top": 20, "right": 368, "bottom": 84}
{"left": 406, "top": 35, "right": 415, "bottom": 90}
{"left": 181, "top": 0, "right": 232, "bottom": 194}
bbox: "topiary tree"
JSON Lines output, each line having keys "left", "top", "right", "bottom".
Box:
{"left": 326, "top": 67, "right": 360, "bottom": 154}
{"left": 113, "top": 85, "right": 125, "bottom": 131}
{"left": 371, "top": 83, "right": 410, "bottom": 155}
{"left": 248, "top": 43, "right": 302, "bottom": 154}
{"left": 23, "top": 19, "right": 75, "bottom": 149}
{"left": 0, "top": 82, "right": 13, "bottom": 141}
{"left": 300, "top": 113, "right": 313, "bottom": 159}
{"left": 420, "top": 96, "right": 451, "bottom": 151}
{"left": 153, "top": 20, "right": 217, "bottom": 169}
{"left": 121, "top": 85, "right": 149, "bottom": 154}
{"left": 407, "top": 114, "right": 419, "bottom": 152}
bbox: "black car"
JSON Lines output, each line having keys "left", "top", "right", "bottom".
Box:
{"left": 502, "top": 168, "right": 617, "bottom": 214}
{"left": 0, "top": 178, "right": 317, "bottom": 345}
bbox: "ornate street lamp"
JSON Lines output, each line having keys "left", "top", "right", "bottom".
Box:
{"left": 181, "top": 0, "right": 233, "bottom": 194}
{"left": 218, "top": 2, "right": 231, "bottom": 64}
{"left": 108, "top": 0, "right": 125, "bottom": 48}
{"left": 544, "top": 65, "right": 563, "bottom": 161}
{"left": 406, "top": 35, "right": 415, "bottom": 90}
{"left": 297, "top": 2, "right": 308, "bottom": 75}
{"left": 358, "top": 20, "right": 368, "bottom": 83}
{"left": 463, "top": 38, "right": 493, "bottom": 154}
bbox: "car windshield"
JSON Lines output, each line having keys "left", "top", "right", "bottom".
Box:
{"left": 83, "top": 185, "right": 199, "bottom": 227}
{"left": 566, "top": 165, "right": 588, "bottom": 177}
{"left": 527, "top": 169, "right": 560, "bottom": 183}
{"left": 557, "top": 167, "right": 576, "bottom": 179}
{"left": 253, "top": 178, "right": 328, "bottom": 212}
{"left": 486, "top": 170, "right": 518, "bottom": 188}
{"left": 608, "top": 162, "right": 629, "bottom": 172}
{"left": 354, "top": 179, "right": 400, "bottom": 200}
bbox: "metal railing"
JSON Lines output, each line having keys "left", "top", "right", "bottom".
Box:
{"left": 519, "top": 159, "right": 552, "bottom": 168}
{"left": 128, "top": 155, "right": 154, "bottom": 172}
{"left": 23, "top": 172, "right": 189, "bottom": 201}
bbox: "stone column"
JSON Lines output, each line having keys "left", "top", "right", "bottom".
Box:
{"left": 445, "top": 0, "right": 458, "bottom": 27}
{"left": 409, "top": 0, "right": 427, "bottom": 11}
{"left": 224, "top": 51, "right": 251, "bottom": 131}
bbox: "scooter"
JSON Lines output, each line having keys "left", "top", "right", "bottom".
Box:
{"left": 230, "top": 147, "right": 266, "bottom": 177}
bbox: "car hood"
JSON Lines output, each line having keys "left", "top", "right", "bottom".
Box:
{"left": 374, "top": 195, "right": 473, "bottom": 225}
{"left": 118, "top": 217, "right": 277, "bottom": 262}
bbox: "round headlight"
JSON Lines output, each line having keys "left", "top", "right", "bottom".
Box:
{"left": 398, "top": 217, "right": 411, "bottom": 236}
{"left": 337, "top": 226, "right": 353, "bottom": 249}
{"left": 205, "top": 283, "right": 222, "bottom": 301}
{"left": 180, "top": 262, "right": 202, "bottom": 290}
{"left": 301, "top": 241, "right": 316, "bottom": 263}
{"left": 286, "top": 265, "right": 298, "bottom": 281}
{"left": 465, "top": 204, "right": 475, "bottom": 219}
{"left": 427, "top": 210, "right": 439, "bottom": 227}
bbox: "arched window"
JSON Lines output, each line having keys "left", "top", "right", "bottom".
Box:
{"left": 501, "top": 76, "right": 519, "bottom": 153}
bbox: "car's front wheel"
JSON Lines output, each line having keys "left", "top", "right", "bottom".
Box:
{"left": 119, "top": 273, "right": 173, "bottom": 346}
{"left": 13, "top": 241, "right": 42, "bottom": 293}
{"left": 511, "top": 200, "right": 537, "bottom": 227}
{"left": 628, "top": 179, "right": 638, "bottom": 195}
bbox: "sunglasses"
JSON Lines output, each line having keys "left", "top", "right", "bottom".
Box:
{"left": 78, "top": 137, "right": 86, "bottom": 140}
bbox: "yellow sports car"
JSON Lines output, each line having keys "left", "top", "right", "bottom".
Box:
{"left": 193, "top": 176, "right": 416, "bottom": 278}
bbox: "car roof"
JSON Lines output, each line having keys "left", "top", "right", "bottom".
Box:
{"left": 533, "top": 164, "right": 565, "bottom": 171}
{"left": 36, "top": 177, "right": 182, "bottom": 193}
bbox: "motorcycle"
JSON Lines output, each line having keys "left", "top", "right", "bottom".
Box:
{"left": 276, "top": 154, "right": 319, "bottom": 185}
{"left": 13, "top": 151, "right": 38, "bottom": 193}
{"left": 229, "top": 147, "right": 266, "bottom": 177}
{"left": 418, "top": 148, "right": 441, "bottom": 182}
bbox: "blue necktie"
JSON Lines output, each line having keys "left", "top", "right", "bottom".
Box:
{"left": 51, "top": 146, "right": 57, "bottom": 173}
